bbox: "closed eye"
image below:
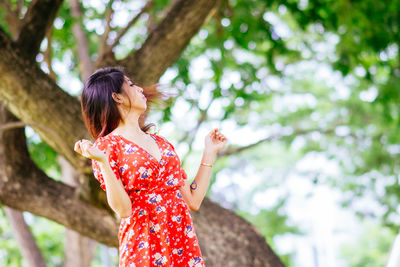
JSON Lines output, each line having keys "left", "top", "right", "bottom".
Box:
{"left": 128, "top": 79, "right": 135, "bottom": 86}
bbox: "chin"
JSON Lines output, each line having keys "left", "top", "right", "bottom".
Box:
{"left": 132, "top": 104, "right": 146, "bottom": 114}
{"left": 139, "top": 103, "right": 147, "bottom": 112}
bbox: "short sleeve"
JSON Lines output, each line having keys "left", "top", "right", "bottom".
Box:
{"left": 91, "top": 138, "right": 121, "bottom": 192}
{"left": 180, "top": 166, "right": 188, "bottom": 181}
{"left": 178, "top": 166, "right": 188, "bottom": 187}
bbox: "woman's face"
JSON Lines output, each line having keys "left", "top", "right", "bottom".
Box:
{"left": 119, "top": 76, "right": 147, "bottom": 112}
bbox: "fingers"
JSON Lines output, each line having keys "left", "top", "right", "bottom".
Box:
{"left": 74, "top": 139, "right": 93, "bottom": 157}
{"left": 207, "top": 128, "right": 217, "bottom": 138}
{"left": 74, "top": 140, "right": 82, "bottom": 153}
{"left": 211, "top": 128, "right": 227, "bottom": 142}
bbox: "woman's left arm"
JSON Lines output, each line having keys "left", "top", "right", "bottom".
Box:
{"left": 179, "top": 128, "right": 228, "bottom": 211}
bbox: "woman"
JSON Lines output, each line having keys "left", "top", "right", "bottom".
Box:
{"left": 73, "top": 67, "right": 227, "bottom": 267}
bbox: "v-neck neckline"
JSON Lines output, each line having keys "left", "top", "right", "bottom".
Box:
{"left": 112, "top": 132, "right": 163, "bottom": 164}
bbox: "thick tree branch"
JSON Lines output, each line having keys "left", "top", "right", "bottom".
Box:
{"left": 0, "top": 0, "right": 221, "bottom": 168}
{"left": 0, "top": 121, "right": 91, "bottom": 173}
{"left": 0, "top": 0, "right": 221, "bottom": 170}
{"left": 0, "top": 28, "right": 90, "bottom": 170}
{"left": 15, "top": 0, "right": 63, "bottom": 60}
{"left": 192, "top": 199, "right": 284, "bottom": 266}
{"left": 116, "top": 0, "right": 220, "bottom": 86}
{"left": 0, "top": 7, "right": 284, "bottom": 265}
{"left": 0, "top": 104, "right": 120, "bottom": 247}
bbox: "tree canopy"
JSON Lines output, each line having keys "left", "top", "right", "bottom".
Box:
{"left": 0, "top": 0, "right": 399, "bottom": 266}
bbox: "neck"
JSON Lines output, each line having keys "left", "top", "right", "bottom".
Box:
{"left": 113, "top": 111, "right": 145, "bottom": 138}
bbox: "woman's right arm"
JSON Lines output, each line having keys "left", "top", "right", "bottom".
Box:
{"left": 74, "top": 139, "right": 132, "bottom": 218}
{"left": 95, "top": 160, "right": 132, "bottom": 218}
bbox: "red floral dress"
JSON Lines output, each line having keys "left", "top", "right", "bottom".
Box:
{"left": 92, "top": 132, "right": 205, "bottom": 267}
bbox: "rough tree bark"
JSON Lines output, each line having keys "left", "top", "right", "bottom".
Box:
{"left": 1, "top": 1, "right": 94, "bottom": 266}
{"left": 15, "top": 0, "right": 64, "bottom": 61}
{"left": 0, "top": 104, "right": 120, "bottom": 246}
{"left": 0, "top": 0, "right": 284, "bottom": 265}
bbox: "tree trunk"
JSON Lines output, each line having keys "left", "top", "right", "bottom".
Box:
{"left": 4, "top": 207, "right": 47, "bottom": 267}
{"left": 0, "top": 104, "right": 120, "bottom": 247}
{"left": 192, "top": 199, "right": 284, "bottom": 266}
{"left": 0, "top": 0, "right": 285, "bottom": 265}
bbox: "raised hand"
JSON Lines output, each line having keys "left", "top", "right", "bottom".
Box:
{"left": 204, "top": 128, "right": 228, "bottom": 154}
{"left": 74, "top": 139, "right": 107, "bottom": 162}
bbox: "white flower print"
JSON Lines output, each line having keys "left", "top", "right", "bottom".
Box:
{"left": 150, "top": 223, "right": 161, "bottom": 233}
{"left": 139, "top": 167, "right": 152, "bottom": 179}
{"left": 188, "top": 257, "right": 203, "bottom": 267}
{"left": 119, "top": 163, "right": 129, "bottom": 174}
{"left": 96, "top": 134, "right": 204, "bottom": 267}
{"left": 185, "top": 225, "right": 195, "bottom": 238}
{"left": 128, "top": 229, "right": 135, "bottom": 239}
{"left": 171, "top": 216, "right": 182, "bottom": 223}
{"left": 153, "top": 253, "right": 167, "bottom": 265}
{"left": 138, "top": 241, "right": 149, "bottom": 250}
{"left": 148, "top": 193, "right": 162, "bottom": 204}
{"left": 125, "top": 144, "right": 138, "bottom": 154}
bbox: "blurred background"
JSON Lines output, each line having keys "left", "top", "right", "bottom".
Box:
{"left": 0, "top": 0, "right": 399, "bottom": 266}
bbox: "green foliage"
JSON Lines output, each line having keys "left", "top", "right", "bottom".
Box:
{"left": 26, "top": 131, "right": 61, "bottom": 180}
{"left": 2, "top": 0, "right": 400, "bottom": 265}
{"left": 0, "top": 207, "right": 23, "bottom": 266}
{"left": 25, "top": 214, "right": 65, "bottom": 265}
{"left": 0, "top": 207, "right": 65, "bottom": 266}
{"left": 240, "top": 199, "right": 300, "bottom": 239}
{"left": 340, "top": 221, "right": 395, "bottom": 267}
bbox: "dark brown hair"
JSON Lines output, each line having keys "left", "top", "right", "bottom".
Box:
{"left": 81, "top": 66, "right": 165, "bottom": 139}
